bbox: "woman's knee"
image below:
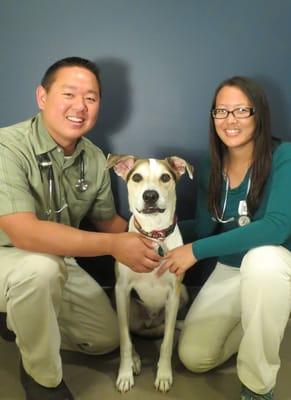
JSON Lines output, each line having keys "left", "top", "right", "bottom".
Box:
{"left": 178, "top": 329, "right": 219, "bottom": 373}
{"left": 178, "top": 343, "right": 218, "bottom": 373}
{"left": 241, "top": 246, "right": 291, "bottom": 278}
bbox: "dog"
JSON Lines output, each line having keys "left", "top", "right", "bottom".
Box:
{"left": 106, "top": 154, "right": 193, "bottom": 393}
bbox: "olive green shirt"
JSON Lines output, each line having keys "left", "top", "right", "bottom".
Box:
{"left": 0, "top": 113, "right": 116, "bottom": 246}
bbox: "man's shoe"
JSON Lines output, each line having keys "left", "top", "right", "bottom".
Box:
{"left": 20, "top": 361, "right": 74, "bottom": 400}
{"left": 0, "top": 312, "right": 16, "bottom": 342}
{"left": 241, "top": 384, "right": 274, "bottom": 400}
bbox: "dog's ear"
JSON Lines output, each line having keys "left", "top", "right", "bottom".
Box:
{"left": 165, "top": 156, "right": 194, "bottom": 180}
{"left": 106, "top": 154, "right": 137, "bottom": 180}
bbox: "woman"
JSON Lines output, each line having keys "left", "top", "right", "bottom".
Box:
{"left": 159, "top": 76, "right": 291, "bottom": 399}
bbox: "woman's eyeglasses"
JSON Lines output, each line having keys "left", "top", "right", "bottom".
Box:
{"left": 211, "top": 107, "right": 256, "bottom": 119}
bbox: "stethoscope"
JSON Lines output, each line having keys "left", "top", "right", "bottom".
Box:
{"left": 212, "top": 172, "right": 251, "bottom": 227}
{"left": 37, "top": 151, "right": 89, "bottom": 218}
{"left": 75, "top": 152, "right": 89, "bottom": 192}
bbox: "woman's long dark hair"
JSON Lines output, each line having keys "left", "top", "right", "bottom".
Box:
{"left": 208, "top": 76, "right": 273, "bottom": 217}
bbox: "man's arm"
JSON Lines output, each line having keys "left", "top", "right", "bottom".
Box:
{"left": 91, "top": 214, "right": 128, "bottom": 233}
{"left": 0, "top": 212, "right": 160, "bottom": 273}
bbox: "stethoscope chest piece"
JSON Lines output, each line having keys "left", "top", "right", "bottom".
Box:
{"left": 237, "top": 200, "right": 251, "bottom": 226}
{"left": 75, "top": 178, "right": 89, "bottom": 192}
{"left": 75, "top": 151, "right": 89, "bottom": 192}
{"left": 238, "top": 215, "right": 251, "bottom": 226}
{"left": 213, "top": 176, "right": 252, "bottom": 226}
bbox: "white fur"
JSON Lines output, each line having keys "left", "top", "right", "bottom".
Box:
{"left": 107, "top": 155, "right": 193, "bottom": 393}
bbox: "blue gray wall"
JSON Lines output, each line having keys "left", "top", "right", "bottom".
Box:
{"left": 1, "top": 0, "right": 291, "bottom": 220}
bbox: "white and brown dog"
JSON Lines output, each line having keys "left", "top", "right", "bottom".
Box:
{"left": 106, "top": 154, "right": 193, "bottom": 393}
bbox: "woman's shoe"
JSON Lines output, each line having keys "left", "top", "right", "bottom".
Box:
{"left": 240, "top": 384, "right": 274, "bottom": 400}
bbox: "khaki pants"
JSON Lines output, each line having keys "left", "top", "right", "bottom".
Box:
{"left": 0, "top": 247, "right": 119, "bottom": 387}
{"left": 178, "top": 245, "right": 291, "bottom": 395}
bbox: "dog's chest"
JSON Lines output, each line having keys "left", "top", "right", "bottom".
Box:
{"left": 119, "top": 221, "right": 183, "bottom": 310}
{"left": 131, "top": 270, "right": 176, "bottom": 310}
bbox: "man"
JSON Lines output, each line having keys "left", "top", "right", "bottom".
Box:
{"left": 0, "top": 57, "right": 160, "bottom": 400}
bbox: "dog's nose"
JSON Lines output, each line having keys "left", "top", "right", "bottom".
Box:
{"left": 143, "top": 190, "right": 159, "bottom": 204}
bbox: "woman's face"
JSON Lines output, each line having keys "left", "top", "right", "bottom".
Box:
{"left": 213, "top": 85, "right": 256, "bottom": 152}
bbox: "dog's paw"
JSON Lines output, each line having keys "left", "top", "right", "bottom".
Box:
{"left": 132, "top": 350, "right": 141, "bottom": 375}
{"left": 154, "top": 368, "right": 173, "bottom": 392}
{"left": 116, "top": 370, "right": 135, "bottom": 393}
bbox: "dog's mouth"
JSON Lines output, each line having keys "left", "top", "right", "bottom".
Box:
{"left": 137, "top": 207, "right": 166, "bottom": 214}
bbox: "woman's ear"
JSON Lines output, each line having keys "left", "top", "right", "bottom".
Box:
{"left": 35, "top": 85, "right": 47, "bottom": 110}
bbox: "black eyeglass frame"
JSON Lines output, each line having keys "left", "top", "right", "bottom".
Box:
{"left": 211, "top": 106, "right": 256, "bottom": 119}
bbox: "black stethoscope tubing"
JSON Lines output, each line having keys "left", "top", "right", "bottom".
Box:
{"left": 37, "top": 151, "right": 89, "bottom": 218}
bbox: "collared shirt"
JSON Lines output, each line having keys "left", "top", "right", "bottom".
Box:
{"left": 0, "top": 113, "right": 116, "bottom": 246}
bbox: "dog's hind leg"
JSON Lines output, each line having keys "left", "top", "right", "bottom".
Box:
{"left": 154, "top": 283, "right": 181, "bottom": 392}
{"left": 176, "top": 284, "right": 189, "bottom": 331}
{"left": 132, "top": 346, "right": 141, "bottom": 375}
{"left": 115, "top": 282, "right": 141, "bottom": 392}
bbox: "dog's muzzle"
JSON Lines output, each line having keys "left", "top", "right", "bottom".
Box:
{"left": 138, "top": 190, "right": 165, "bottom": 214}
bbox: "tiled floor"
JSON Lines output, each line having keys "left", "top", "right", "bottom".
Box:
{"left": 0, "top": 319, "right": 291, "bottom": 400}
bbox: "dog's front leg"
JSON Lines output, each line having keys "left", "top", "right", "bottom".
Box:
{"left": 154, "top": 283, "right": 180, "bottom": 392}
{"left": 115, "top": 281, "right": 141, "bottom": 392}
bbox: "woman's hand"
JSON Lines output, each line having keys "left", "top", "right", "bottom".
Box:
{"left": 157, "top": 243, "right": 197, "bottom": 277}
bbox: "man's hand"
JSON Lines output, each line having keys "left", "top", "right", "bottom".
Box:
{"left": 110, "top": 232, "right": 161, "bottom": 273}
{"left": 157, "top": 243, "right": 197, "bottom": 277}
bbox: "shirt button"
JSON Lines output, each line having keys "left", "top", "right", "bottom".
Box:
{"left": 57, "top": 147, "right": 62, "bottom": 153}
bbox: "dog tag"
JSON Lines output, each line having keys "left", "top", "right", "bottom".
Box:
{"left": 158, "top": 245, "right": 164, "bottom": 257}
{"left": 156, "top": 242, "right": 167, "bottom": 257}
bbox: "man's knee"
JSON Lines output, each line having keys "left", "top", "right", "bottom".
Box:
{"left": 8, "top": 253, "right": 67, "bottom": 295}
{"left": 81, "top": 334, "right": 119, "bottom": 355}
{"left": 77, "top": 318, "right": 119, "bottom": 355}
{"left": 103, "top": 317, "right": 120, "bottom": 352}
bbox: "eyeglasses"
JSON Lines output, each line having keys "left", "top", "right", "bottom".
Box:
{"left": 211, "top": 107, "right": 256, "bottom": 119}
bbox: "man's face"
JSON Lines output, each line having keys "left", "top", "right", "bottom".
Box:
{"left": 36, "top": 66, "right": 100, "bottom": 154}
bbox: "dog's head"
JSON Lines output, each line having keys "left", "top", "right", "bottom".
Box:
{"left": 106, "top": 154, "right": 193, "bottom": 225}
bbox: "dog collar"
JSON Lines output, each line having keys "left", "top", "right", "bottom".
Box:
{"left": 133, "top": 215, "right": 177, "bottom": 240}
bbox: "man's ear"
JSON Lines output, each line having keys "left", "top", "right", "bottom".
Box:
{"left": 36, "top": 85, "right": 47, "bottom": 110}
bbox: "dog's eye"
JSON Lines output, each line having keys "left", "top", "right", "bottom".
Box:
{"left": 132, "top": 173, "right": 143, "bottom": 182}
{"left": 160, "top": 173, "right": 171, "bottom": 183}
